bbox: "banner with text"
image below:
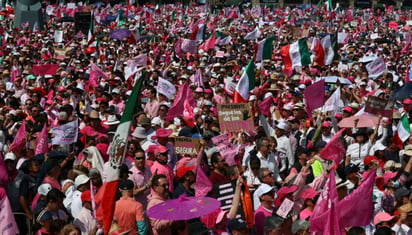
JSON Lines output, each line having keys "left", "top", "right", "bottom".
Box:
{"left": 217, "top": 103, "right": 254, "bottom": 133}
{"left": 365, "top": 96, "right": 393, "bottom": 118}
{"left": 211, "top": 134, "right": 239, "bottom": 166}
{"left": 175, "top": 137, "right": 200, "bottom": 155}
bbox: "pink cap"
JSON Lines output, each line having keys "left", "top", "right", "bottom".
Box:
{"left": 343, "top": 106, "right": 353, "bottom": 113}
{"left": 373, "top": 212, "right": 395, "bottom": 225}
{"left": 321, "top": 121, "right": 331, "bottom": 128}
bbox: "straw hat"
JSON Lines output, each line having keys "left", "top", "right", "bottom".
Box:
{"left": 89, "top": 110, "right": 99, "bottom": 119}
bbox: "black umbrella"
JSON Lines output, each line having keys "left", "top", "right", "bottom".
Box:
{"left": 389, "top": 82, "right": 412, "bottom": 100}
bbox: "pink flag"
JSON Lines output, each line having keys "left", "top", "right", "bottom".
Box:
{"left": 203, "top": 33, "right": 216, "bottom": 51}
{"left": 310, "top": 171, "right": 338, "bottom": 232}
{"left": 35, "top": 124, "right": 48, "bottom": 155}
{"left": 174, "top": 38, "right": 184, "bottom": 58}
{"left": 181, "top": 39, "right": 198, "bottom": 53}
{"left": 258, "top": 96, "right": 273, "bottom": 116}
{"left": 311, "top": 170, "right": 376, "bottom": 231}
{"left": 32, "top": 64, "right": 59, "bottom": 75}
{"left": 89, "top": 63, "right": 109, "bottom": 88}
{"left": 9, "top": 121, "right": 26, "bottom": 151}
{"left": 0, "top": 193, "right": 19, "bottom": 235}
{"left": 195, "top": 150, "right": 212, "bottom": 197}
{"left": 401, "top": 32, "right": 411, "bottom": 54}
{"left": 336, "top": 169, "right": 376, "bottom": 228}
{"left": 126, "top": 54, "right": 148, "bottom": 68}
{"left": 304, "top": 79, "right": 325, "bottom": 119}
{"left": 319, "top": 128, "right": 346, "bottom": 169}
{"left": 324, "top": 201, "right": 342, "bottom": 235}
{"left": 166, "top": 82, "right": 195, "bottom": 121}
{"left": 194, "top": 69, "right": 204, "bottom": 88}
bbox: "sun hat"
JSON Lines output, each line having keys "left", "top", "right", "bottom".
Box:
{"left": 154, "top": 145, "right": 168, "bottom": 155}
{"left": 132, "top": 127, "right": 147, "bottom": 139}
{"left": 151, "top": 128, "right": 173, "bottom": 140}
{"left": 275, "top": 185, "right": 298, "bottom": 207}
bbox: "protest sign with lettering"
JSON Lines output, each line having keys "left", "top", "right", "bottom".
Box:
{"left": 52, "top": 120, "right": 79, "bottom": 145}
{"left": 212, "top": 134, "right": 239, "bottom": 166}
{"left": 217, "top": 103, "right": 254, "bottom": 133}
{"left": 365, "top": 96, "right": 393, "bottom": 118}
{"left": 175, "top": 137, "right": 200, "bottom": 155}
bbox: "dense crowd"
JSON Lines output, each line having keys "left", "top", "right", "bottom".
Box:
{"left": 1, "top": 1, "right": 412, "bottom": 235}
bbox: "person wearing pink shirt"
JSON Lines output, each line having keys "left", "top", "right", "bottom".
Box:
{"left": 144, "top": 87, "right": 160, "bottom": 118}
{"left": 254, "top": 184, "right": 276, "bottom": 235}
{"left": 150, "top": 145, "right": 174, "bottom": 192}
{"left": 108, "top": 88, "right": 125, "bottom": 114}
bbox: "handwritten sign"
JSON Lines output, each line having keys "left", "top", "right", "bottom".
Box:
{"left": 365, "top": 96, "right": 393, "bottom": 118}
{"left": 276, "top": 198, "right": 294, "bottom": 218}
{"left": 217, "top": 103, "right": 254, "bottom": 133}
{"left": 175, "top": 137, "right": 200, "bottom": 155}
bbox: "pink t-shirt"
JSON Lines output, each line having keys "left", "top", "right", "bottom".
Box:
{"left": 254, "top": 206, "right": 274, "bottom": 235}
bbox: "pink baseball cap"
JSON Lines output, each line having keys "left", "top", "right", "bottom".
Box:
{"left": 373, "top": 212, "right": 395, "bottom": 225}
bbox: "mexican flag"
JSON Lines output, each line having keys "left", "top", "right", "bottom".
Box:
{"left": 312, "top": 33, "right": 338, "bottom": 66}
{"left": 393, "top": 114, "right": 411, "bottom": 149}
{"left": 95, "top": 72, "right": 145, "bottom": 235}
{"left": 87, "top": 12, "right": 97, "bottom": 53}
{"left": 191, "top": 23, "right": 206, "bottom": 41}
{"left": 280, "top": 38, "right": 311, "bottom": 71}
{"left": 255, "top": 35, "right": 274, "bottom": 62}
{"left": 233, "top": 60, "right": 255, "bottom": 103}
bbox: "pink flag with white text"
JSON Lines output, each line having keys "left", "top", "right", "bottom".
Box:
{"left": 35, "top": 124, "right": 48, "bottom": 155}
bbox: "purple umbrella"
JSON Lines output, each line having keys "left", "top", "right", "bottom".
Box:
{"left": 147, "top": 194, "right": 221, "bottom": 220}
{"left": 110, "top": 28, "right": 130, "bottom": 40}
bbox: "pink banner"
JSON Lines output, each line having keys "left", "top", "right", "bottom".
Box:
{"left": 0, "top": 194, "right": 19, "bottom": 235}
{"left": 211, "top": 134, "right": 239, "bottom": 166}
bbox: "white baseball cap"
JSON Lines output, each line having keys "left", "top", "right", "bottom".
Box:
{"left": 38, "top": 183, "right": 52, "bottom": 196}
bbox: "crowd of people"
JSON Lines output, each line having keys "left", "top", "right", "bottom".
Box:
{"left": 1, "top": 1, "right": 412, "bottom": 235}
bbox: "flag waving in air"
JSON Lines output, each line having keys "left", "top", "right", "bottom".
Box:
{"left": 233, "top": 60, "right": 255, "bottom": 103}
{"left": 95, "top": 72, "right": 145, "bottom": 235}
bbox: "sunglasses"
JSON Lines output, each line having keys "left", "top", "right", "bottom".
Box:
{"left": 263, "top": 172, "right": 274, "bottom": 178}
{"left": 158, "top": 183, "right": 169, "bottom": 188}
{"left": 135, "top": 157, "right": 144, "bottom": 161}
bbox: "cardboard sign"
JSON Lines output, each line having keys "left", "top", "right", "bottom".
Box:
{"left": 276, "top": 198, "right": 294, "bottom": 218}
{"left": 364, "top": 96, "right": 393, "bottom": 118}
{"left": 174, "top": 137, "right": 200, "bottom": 155}
{"left": 292, "top": 27, "right": 301, "bottom": 39}
{"left": 217, "top": 103, "right": 254, "bottom": 133}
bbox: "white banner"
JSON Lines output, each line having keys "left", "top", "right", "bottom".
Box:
{"left": 156, "top": 77, "right": 176, "bottom": 100}
{"left": 52, "top": 120, "right": 78, "bottom": 145}
{"left": 366, "top": 57, "right": 387, "bottom": 79}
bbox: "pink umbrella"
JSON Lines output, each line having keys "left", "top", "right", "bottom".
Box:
{"left": 338, "top": 114, "right": 379, "bottom": 128}
{"left": 147, "top": 194, "right": 220, "bottom": 220}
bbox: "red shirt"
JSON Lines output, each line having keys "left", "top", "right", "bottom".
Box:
{"left": 208, "top": 171, "right": 229, "bottom": 184}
